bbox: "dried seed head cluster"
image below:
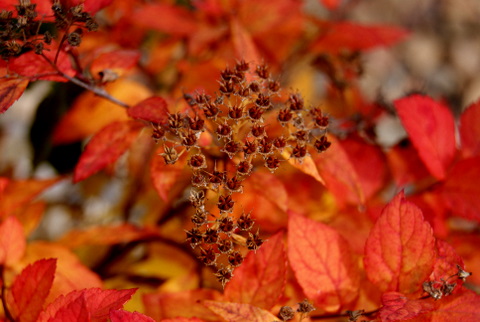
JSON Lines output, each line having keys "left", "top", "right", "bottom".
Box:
{"left": 1, "top": 0, "right": 98, "bottom": 60}
{"left": 277, "top": 300, "right": 316, "bottom": 321}
{"left": 151, "top": 61, "right": 331, "bottom": 286}
{"left": 422, "top": 264, "right": 472, "bottom": 300}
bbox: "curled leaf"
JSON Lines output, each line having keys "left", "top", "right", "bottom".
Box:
{"left": 0, "top": 78, "right": 29, "bottom": 113}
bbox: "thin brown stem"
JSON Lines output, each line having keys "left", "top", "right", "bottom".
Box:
{"left": 39, "top": 53, "right": 130, "bottom": 108}
{"left": 0, "top": 265, "right": 15, "bottom": 322}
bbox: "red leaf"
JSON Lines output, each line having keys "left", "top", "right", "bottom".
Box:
{"left": 459, "top": 100, "right": 480, "bottom": 158}
{"left": 203, "top": 301, "right": 277, "bottom": 322}
{"left": 150, "top": 147, "right": 188, "bottom": 202}
{"left": 224, "top": 232, "right": 286, "bottom": 310}
{"left": 441, "top": 156, "right": 480, "bottom": 222}
{"left": 379, "top": 292, "right": 433, "bottom": 321}
{"left": 131, "top": 3, "right": 197, "bottom": 36}
{"left": 90, "top": 50, "right": 140, "bottom": 79}
{"left": 230, "top": 17, "right": 260, "bottom": 64}
{"left": 313, "top": 135, "right": 365, "bottom": 207}
{"left": 0, "top": 78, "right": 29, "bottom": 113}
{"left": 128, "top": 96, "right": 169, "bottom": 124}
{"left": 288, "top": 211, "right": 360, "bottom": 312}
{"left": 110, "top": 309, "right": 155, "bottom": 322}
{"left": 320, "top": 0, "right": 341, "bottom": 10}
{"left": 47, "top": 293, "right": 90, "bottom": 322}
{"left": 73, "top": 120, "right": 142, "bottom": 182}
{"left": 364, "top": 191, "right": 436, "bottom": 295}
{"left": 160, "top": 318, "right": 204, "bottom": 322}
{"left": 312, "top": 22, "right": 409, "bottom": 53}
{"left": 6, "top": 259, "right": 56, "bottom": 322}
{"left": 430, "top": 240, "right": 465, "bottom": 289}
{"left": 394, "top": 95, "right": 457, "bottom": 180}
{"left": 417, "top": 289, "right": 480, "bottom": 321}
{"left": 0, "top": 216, "right": 26, "bottom": 266}
{"left": 38, "top": 288, "right": 137, "bottom": 322}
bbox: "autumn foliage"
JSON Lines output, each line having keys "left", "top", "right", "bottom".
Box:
{"left": 1, "top": 0, "right": 480, "bottom": 321}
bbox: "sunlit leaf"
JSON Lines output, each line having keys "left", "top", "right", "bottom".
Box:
{"left": 73, "top": 120, "right": 143, "bottom": 182}
{"left": 364, "top": 191, "right": 436, "bottom": 295}
{"left": 0, "top": 216, "right": 26, "bottom": 266}
{"left": 6, "top": 259, "right": 56, "bottom": 322}
{"left": 127, "top": 96, "right": 169, "bottom": 124}
{"left": 394, "top": 95, "right": 456, "bottom": 180}
{"left": 379, "top": 292, "right": 433, "bottom": 321}
{"left": 430, "top": 240, "right": 464, "bottom": 287}
{"left": 89, "top": 49, "right": 140, "bottom": 80}
{"left": 0, "top": 78, "right": 29, "bottom": 113}
{"left": 38, "top": 288, "right": 136, "bottom": 322}
{"left": 203, "top": 301, "right": 277, "bottom": 322}
{"left": 288, "top": 211, "right": 360, "bottom": 312}
{"left": 225, "top": 232, "right": 286, "bottom": 310}
{"left": 110, "top": 309, "right": 155, "bottom": 322}
{"left": 230, "top": 17, "right": 260, "bottom": 64}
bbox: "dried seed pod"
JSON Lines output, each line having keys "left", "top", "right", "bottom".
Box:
{"left": 218, "top": 195, "right": 234, "bottom": 213}
{"left": 250, "top": 124, "right": 265, "bottom": 138}
{"left": 228, "top": 251, "right": 244, "bottom": 267}
{"left": 192, "top": 173, "right": 207, "bottom": 187}
{"left": 188, "top": 154, "right": 207, "bottom": 170}
{"left": 215, "top": 266, "right": 234, "bottom": 288}
{"left": 278, "top": 108, "right": 293, "bottom": 125}
{"left": 67, "top": 32, "right": 82, "bottom": 46}
{"left": 235, "top": 59, "right": 249, "bottom": 73}
{"left": 289, "top": 93, "right": 304, "bottom": 111}
{"left": 273, "top": 136, "right": 287, "bottom": 150}
{"left": 203, "top": 101, "right": 220, "bottom": 119}
{"left": 203, "top": 228, "right": 219, "bottom": 244}
{"left": 222, "top": 140, "right": 241, "bottom": 159}
{"left": 187, "top": 115, "right": 205, "bottom": 132}
{"left": 258, "top": 138, "right": 273, "bottom": 155}
{"left": 191, "top": 209, "right": 208, "bottom": 226}
{"left": 198, "top": 247, "right": 217, "bottom": 266}
{"left": 209, "top": 170, "right": 227, "bottom": 186}
{"left": 291, "top": 144, "right": 307, "bottom": 160}
{"left": 268, "top": 80, "right": 280, "bottom": 93}
{"left": 185, "top": 228, "right": 203, "bottom": 248}
{"left": 217, "top": 238, "right": 234, "bottom": 254}
{"left": 313, "top": 136, "right": 331, "bottom": 153}
{"left": 216, "top": 123, "right": 232, "bottom": 139}
{"left": 237, "top": 211, "right": 254, "bottom": 231}
{"left": 228, "top": 105, "right": 244, "bottom": 120}
{"left": 248, "top": 105, "right": 264, "bottom": 121}
{"left": 457, "top": 264, "right": 472, "bottom": 281}
{"left": 225, "top": 176, "right": 243, "bottom": 193}
{"left": 256, "top": 64, "right": 269, "bottom": 79}
{"left": 168, "top": 112, "right": 184, "bottom": 130}
{"left": 249, "top": 81, "right": 260, "bottom": 93}
{"left": 297, "top": 299, "right": 315, "bottom": 313}
{"left": 246, "top": 230, "right": 263, "bottom": 251}
{"left": 265, "top": 156, "right": 280, "bottom": 172}
{"left": 243, "top": 140, "right": 257, "bottom": 156}
{"left": 293, "top": 130, "right": 309, "bottom": 143}
{"left": 219, "top": 79, "right": 235, "bottom": 95}
{"left": 255, "top": 93, "right": 271, "bottom": 108}
{"left": 218, "top": 215, "right": 235, "bottom": 233}
{"left": 182, "top": 131, "right": 198, "bottom": 149}
{"left": 160, "top": 146, "right": 180, "bottom": 165}
{"left": 189, "top": 189, "right": 206, "bottom": 207}
{"left": 236, "top": 161, "right": 253, "bottom": 176}
{"left": 278, "top": 306, "right": 295, "bottom": 321}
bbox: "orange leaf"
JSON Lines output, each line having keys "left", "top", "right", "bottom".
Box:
{"left": 52, "top": 80, "right": 151, "bottom": 144}
{"left": 110, "top": 309, "right": 155, "bottom": 322}
{"left": 416, "top": 289, "right": 480, "bottom": 321}
{"left": 312, "top": 21, "right": 409, "bottom": 53}
{"left": 0, "top": 216, "right": 26, "bottom": 266}
{"left": 364, "top": 191, "right": 436, "bottom": 295}
{"left": 90, "top": 49, "right": 140, "bottom": 79}
{"left": 230, "top": 17, "right": 260, "bottom": 64}
{"left": 58, "top": 223, "right": 159, "bottom": 248}
{"left": 6, "top": 259, "right": 56, "bottom": 322}
{"left": 282, "top": 150, "right": 325, "bottom": 185}
{"left": 288, "top": 211, "right": 360, "bottom": 312}
{"left": 143, "top": 289, "right": 222, "bottom": 321}
{"left": 0, "top": 177, "right": 60, "bottom": 220}
{"left": 441, "top": 156, "right": 480, "bottom": 222}
{"left": 313, "top": 135, "right": 365, "bottom": 207}
{"left": 127, "top": 96, "right": 169, "bottom": 124}
{"left": 38, "top": 288, "right": 136, "bottom": 322}
{"left": 20, "top": 241, "right": 103, "bottom": 304}
{"left": 224, "top": 232, "right": 286, "bottom": 310}
{"left": 203, "top": 301, "right": 277, "bottom": 322}
{"left": 73, "top": 120, "right": 143, "bottom": 182}
{"left": 150, "top": 147, "right": 188, "bottom": 202}
{"left": 160, "top": 318, "right": 204, "bottom": 322}
{"left": 394, "top": 95, "right": 457, "bottom": 180}
{"left": 459, "top": 100, "right": 480, "bottom": 158}
{"left": 0, "top": 78, "right": 29, "bottom": 113}
{"left": 379, "top": 292, "right": 433, "bottom": 321}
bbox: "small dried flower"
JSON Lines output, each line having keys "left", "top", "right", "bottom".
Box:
{"left": 217, "top": 238, "right": 234, "bottom": 253}
{"left": 188, "top": 154, "right": 207, "bottom": 170}
{"left": 228, "top": 251, "right": 244, "bottom": 267}
{"left": 268, "top": 80, "right": 280, "bottom": 93}
{"left": 237, "top": 161, "right": 253, "bottom": 176}
{"left": 203, "top": 228, "right": 219, "bottom": 244}
{"left": 246, "top": 230, "right": 263, "bottom": 251}
{"left": 258, "top": 138, "right": 273, "bottom": 155}
{"left": 291, "top": 144, "right": 307, "bottom": 160}
{"left": 297, "top": 299, "right": 315, "bottom": 313}
{"left": 256, "top": 64, "right": 269, "bottom": 79}
{"left": 182, "top": 131, "right": 198, "bottom": 149}
{"left": 191, "top": 173, "right": 207, "bottom": 187}
{"left": 222, "top": 140, "right": 241, "bottom": 158}
{"left": 457, "top": 264, "right": 472, "bottom": 281}
{"left": 255, "top": 93, "right": 271, "bottom": 108}
{"left": 215, "top": 266, "right": 234, "bottom": 288}
{"left": 314, "top": 136, "right": 331, "bottom": 152}
{"left": 199, "top": 247, "right": 217, "bottom": 266}
{"left": 191, "top": 209, "right": 208, "bottom": 226}
{"left": 265, "top": 156, "right": 280, "bottom": 172}
{"left": 250, "top": 124, "right": 265, "bottom": 138}
{"left": 228, "top": 105, "right": 244, "bottom": 120}
{"left": 189, "top": 189, "right": 206, "bottom": 207}
{"left": 218, "top": 195, "right": 234, "bottom": 213}
{"left": 218, "top": 215, "right": 235, "bottom": 233}
{"left": 187, "top": 115, "right": 205, "bottom": 132}
{"left": 278, "top": 306, "right": 295, "bottom": 321}
{"left": 249, "top": 81, "right": 260, "bottom": 93}
{"left": 216, "top": 123, "right": 232, "bottom": 139}
{"left": 225, "top": 176, "right": 243, "bottom": 193}
{"left": 289, "top": 93, "right": 304, "bottom": 111}
{"left": 160, "top": 146, "right": 180, "bottom": 165}
{"left": 423, "top": 281, "right": 442, "bottom": 300}
{"left": 237, "top": 211, "right": 254, "bottom": 231}
{"left": 273, "top": 137, "right": 287, "bottom": 150}
{"left": 219, "top": 79, "right": 235, "bottom": 95}
{"left": 235, "top": 59, "right": 249, "bottom": 72}
{"left": 209, "top": 170, "right": 227, "bottom": 186}
{"left": 203, "top": 102, "right": 220, "bottom": 119}
{"left": 67, "top": 32, "right": 82, "bottom": 46}
{"left": 278, "top": 108, "right": 293, "bottom": 124}
{"left": 186, "top": 228, "right": 203, "bottom": 248}
{"left": 243, "top": 140, "right": 257, "bottom": 155}
{"left": 168, "top": 112, "right": 184, "bottom": 130}
{"left": 248, "top": 105, "right": 264, "bottom": 121}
